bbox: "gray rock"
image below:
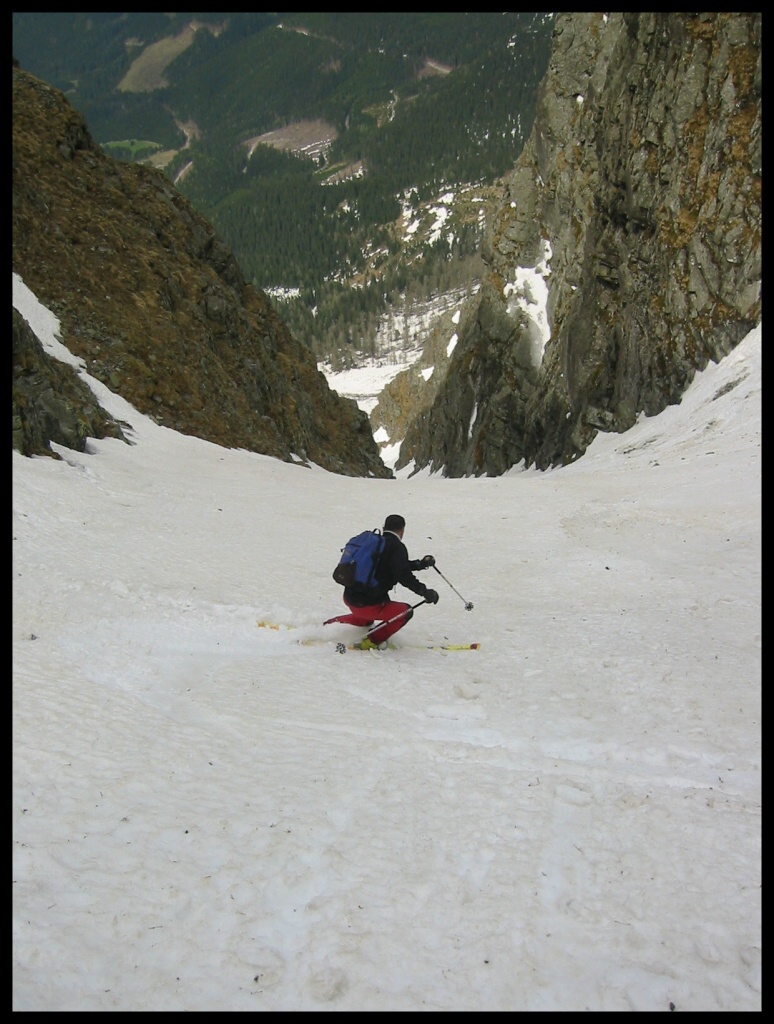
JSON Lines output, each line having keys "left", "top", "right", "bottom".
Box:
{"left": 399, "top": 12, "right": 761, "bottom": 475}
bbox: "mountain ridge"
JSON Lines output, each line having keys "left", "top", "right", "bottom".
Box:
{"left": 12, "top": 14, "right": 761, "bottom": 480}
{"left": 12, "top": 64, "right": 390, "bottom": 477}
{"left": 396, "top": 12, "right": 761, "bottom": 474}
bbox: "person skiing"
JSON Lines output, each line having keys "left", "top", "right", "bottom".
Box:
{"left": 326, "top": 513, "right": 439, "bottom": 649}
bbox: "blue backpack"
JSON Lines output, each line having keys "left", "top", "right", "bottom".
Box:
{"left": 333, "top": 529, "right": 385, "bottom": 590}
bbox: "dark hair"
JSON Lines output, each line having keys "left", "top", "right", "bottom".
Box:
{"left": 384, "top": 514, "right": 406, "bottom": 532}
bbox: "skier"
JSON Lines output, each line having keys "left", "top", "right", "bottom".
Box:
{"left": 326, "top": 514, "right": 439, "bottom": 649}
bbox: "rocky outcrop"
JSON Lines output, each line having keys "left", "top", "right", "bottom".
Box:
{"left": 12, "top": 65, "right": 391, "bottom": 478}
{"left": 398, "top": 12, "right": 761, "bottom": 474}
{"left": 370, "top": 293, "right": 479, "bottom": 459}
{"left": 13, "top": 307, "right": 127, "bottom": 457}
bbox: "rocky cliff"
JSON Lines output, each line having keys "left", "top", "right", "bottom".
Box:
{"left": 12, "top": 65, "right": 391, "bottom": 478}
{"left": 397, "top": 12, "right": 761, "bottom": 475}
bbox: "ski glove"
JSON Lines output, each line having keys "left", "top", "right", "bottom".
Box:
{"left": 420, "top": 555, "right": 435, "bottom": 567}
{"left": 424, "top": 589, "right": 439, "bottom": 604}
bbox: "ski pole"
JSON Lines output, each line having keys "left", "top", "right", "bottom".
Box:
{"left": 433, "top": 565, "right": 474, "bottom": 610}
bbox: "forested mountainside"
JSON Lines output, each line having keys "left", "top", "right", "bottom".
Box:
{"left": 12, "top": 13, "right": 555, "bottom": 361}
{"left": 397, "top": 12, "right": 761, "bottom": 475}
{"left": 12, "top": 64, "right": 390, "bottom": 478}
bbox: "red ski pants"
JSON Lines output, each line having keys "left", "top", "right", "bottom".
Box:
{"left": 326, "top": 596, "right": 414, "bottom": 645}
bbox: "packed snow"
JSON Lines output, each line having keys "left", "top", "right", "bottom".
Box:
{"left": 13, "top": 273, "right": 761, "bottom": 1012}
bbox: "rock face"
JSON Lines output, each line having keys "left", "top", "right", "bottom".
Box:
{"left": 371, "top": 297, "right": 478, "bottom": 454}
{"left": 398, "top": 12, "right": 761, "bottom": 475}
{"left": 12, "top": 306, "right": 127, "bottom": 457}
{"left": 12, "top": 65, "right": 391, "bottom": 478}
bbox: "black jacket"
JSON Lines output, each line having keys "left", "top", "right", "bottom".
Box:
{"left": 344, "top": 530, "right": 430, "bottom": 606}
